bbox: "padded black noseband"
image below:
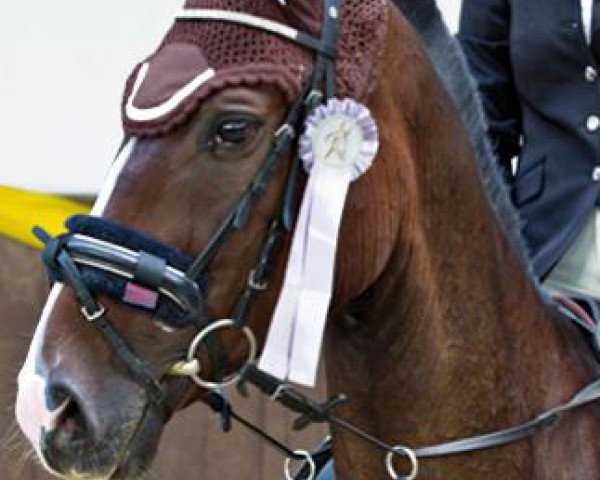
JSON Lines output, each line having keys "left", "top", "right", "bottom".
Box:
{"left": 41, "top": 214, "right": 203, "bottom": 327}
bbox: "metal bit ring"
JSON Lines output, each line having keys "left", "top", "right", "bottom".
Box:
{"left": 385, "top": 445, "right": 418, "bottom": 480}
{"left": 186, "top": 319, "right": 257, "bottom": 390}
{"left": 284, "top": 450, "right": 316, "bottom": 480}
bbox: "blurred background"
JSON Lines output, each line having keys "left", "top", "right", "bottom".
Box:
{"left": 0, "top": 0, "right": 462, "bottom": 195}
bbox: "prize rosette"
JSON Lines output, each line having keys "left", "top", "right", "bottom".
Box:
{"left": 259, "top": 97, "right": 379, "bottom": 387}
{"left": 300, "top": 98, "right": 379, "bottom": 178}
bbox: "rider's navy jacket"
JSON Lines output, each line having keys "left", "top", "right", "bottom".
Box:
{"left": 459, "top": 0, "right": 600, "bottom": 277}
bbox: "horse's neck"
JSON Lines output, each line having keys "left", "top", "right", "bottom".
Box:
{"left": 325, "top": 150, "right": 600, "bottom": 479}
{"left": 324, "top": 12, "right": 600, "bottom": 479}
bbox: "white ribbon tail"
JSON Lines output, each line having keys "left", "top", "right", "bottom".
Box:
{"left": 257, "top": 285, "right": 299, "bottom": 380}
{"left": 287, "top": 289, "right": 332, "bottom": 386}
{"left": 258, "top": 173, "right": 315, "bottom": 379}
{"left": 288, "top": 167, "right": 350, "bottom": 386}
{"left": 259, "top": 165, "right": 351, "bottom": 387}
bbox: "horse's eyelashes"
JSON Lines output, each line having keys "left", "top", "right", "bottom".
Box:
{"left": 216, "top": 119, "right": 258, "bottom": 145}
{"left": 203, "top": 113, "right": 263, "bottom": 158}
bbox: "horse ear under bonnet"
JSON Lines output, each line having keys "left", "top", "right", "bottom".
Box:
{"left": 122, "top": 0, "right": 388, "bottom": 136}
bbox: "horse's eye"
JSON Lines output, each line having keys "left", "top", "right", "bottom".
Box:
{"left": 211, "top": 118, "right": 259, "bottom": 152}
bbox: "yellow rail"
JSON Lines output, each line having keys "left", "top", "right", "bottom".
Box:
{"left": 0, "top": 186, "right": 91, "bottom": 249}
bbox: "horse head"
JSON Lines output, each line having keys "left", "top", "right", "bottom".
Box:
{"left": 15, "top": 1, "right": 407, "bottom": 478}
{"left": 23, "top": 0, "right": 591, "bottom": 478}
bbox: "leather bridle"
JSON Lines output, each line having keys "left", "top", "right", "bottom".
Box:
{"left": 33, "top": 2, "right": 600, "bottom": 479}
{"left": 35, "top": 0, "right": 345, "bottom": 476}
{"left": 37, "top": 0, "right": 341, "bottom": 397}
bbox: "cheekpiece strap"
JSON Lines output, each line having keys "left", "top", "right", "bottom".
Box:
{"left": 314, "top": 0, "right": 342, "bottom": 99}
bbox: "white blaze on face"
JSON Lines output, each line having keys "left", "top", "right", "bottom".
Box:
{"left": 92, "top": 138, "right": 136, "bottom": 217}
{"left": 15, "top": 139, "right": 136, "bottom": 461}
{"left": 16, "top": 284, "right": 64, "bottom": 455}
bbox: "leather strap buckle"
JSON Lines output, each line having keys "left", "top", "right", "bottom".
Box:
{"left": 81, "top": 305, "right": 106, "bottom": 322}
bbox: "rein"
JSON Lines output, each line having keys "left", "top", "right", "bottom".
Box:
{"left": 31, "top": 1, "right": 600, "bottom": 479}
{"left": 199, "top": 316, "right": 600, "bottom": 480}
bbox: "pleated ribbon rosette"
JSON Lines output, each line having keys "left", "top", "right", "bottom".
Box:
{"left": 259, "top": 98, "right": 379, "bottom": 387}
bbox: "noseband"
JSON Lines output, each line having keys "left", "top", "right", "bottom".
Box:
{"left": 34, "top": 2, "right": 600, "bottom": 479}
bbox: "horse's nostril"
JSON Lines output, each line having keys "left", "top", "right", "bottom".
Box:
{"left": 40, "top": 389, "right": 92, "bottom": 474}
{"left": 55, "top": 399, "right": 89, "bottom": 443}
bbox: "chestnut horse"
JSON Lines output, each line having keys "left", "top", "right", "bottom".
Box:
{"left": 14, "top": 1, "right": 600, "bottom": 479}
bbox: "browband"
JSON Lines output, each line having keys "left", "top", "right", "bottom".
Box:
{"left": 175, "top": 9, "right": 338, "bottom": 58}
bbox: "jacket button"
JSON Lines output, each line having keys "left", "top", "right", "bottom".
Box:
{"left": 593, "top": 166, "right": 600, "bottom": 182}
{"left": 587, "top": 115, "right": 600, "bottom": 132}
{"left": 586, "top": 66, "right": 598, "bottom": 82}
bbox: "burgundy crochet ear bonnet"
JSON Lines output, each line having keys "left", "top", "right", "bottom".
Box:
{"left": 121, "top": 0, "right": 388, "bottom": 136}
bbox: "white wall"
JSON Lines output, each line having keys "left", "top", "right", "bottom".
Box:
{"left": 0, "top": 0, "right": 182, "bottom": 194}
{"left": 0, "top": 1, "right": 461, "bottom": 195}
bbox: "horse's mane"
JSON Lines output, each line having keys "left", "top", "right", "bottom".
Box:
{"left": 392, "top": 0, "right": 533, "bottom": 275}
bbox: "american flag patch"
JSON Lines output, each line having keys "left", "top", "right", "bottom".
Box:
{"left": 123, "top": 282, "right": 159, "bottom": 309}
